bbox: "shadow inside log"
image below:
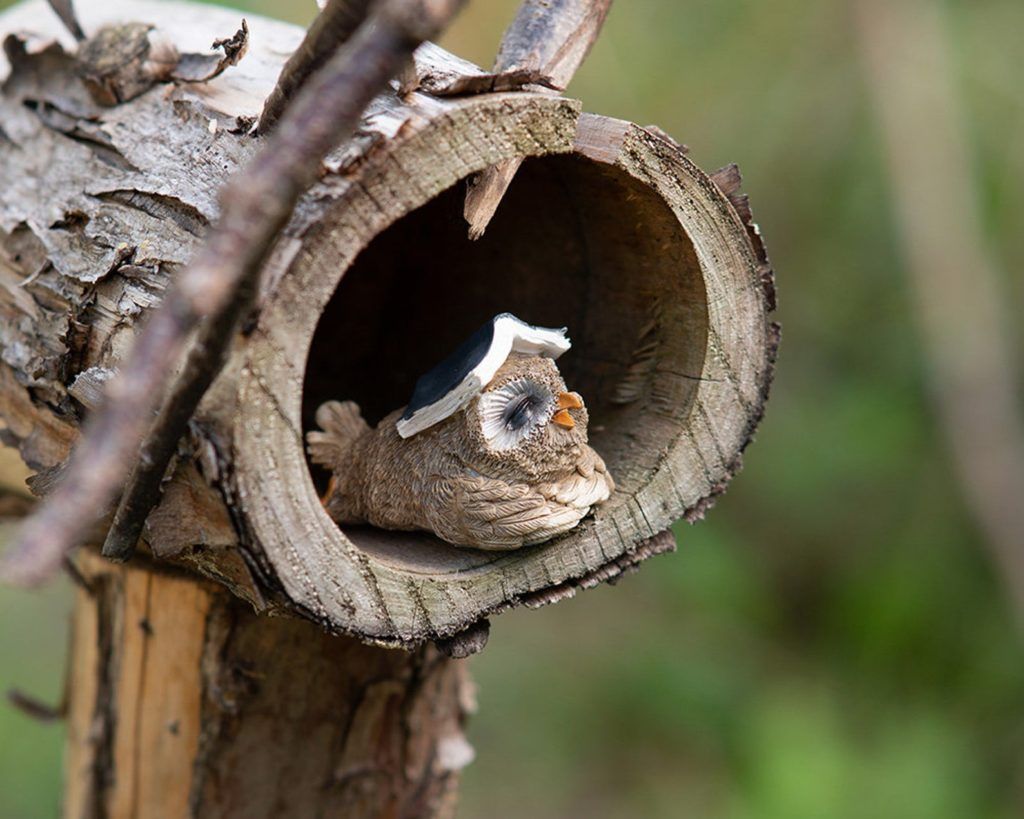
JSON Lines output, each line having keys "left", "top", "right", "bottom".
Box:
{"left": 302, "top": 153, "right": 709, "bottom": 567}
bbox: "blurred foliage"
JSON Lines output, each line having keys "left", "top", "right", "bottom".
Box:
{"left": 1, "top": 0, "right": 1023, "bottom": 817}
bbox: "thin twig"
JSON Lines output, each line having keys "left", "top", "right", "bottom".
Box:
{"left": 0, "top": 0, "right": 466, "bottom": 587}
{"left": 256, "top": 0, "right": 375, "bottom": 134}
{"left": 463, "top": 0, "right": 612, "bottom": 240}
{"left": 856, "top": 0, "right": 1024, "bottom": 624}
{"left": 46, "top": 0, "right": 86, "bottom": 42}
{"left": 62, "top": 556, "right": 95, "bottom": 594}
{"left": 7, "top": 688, "right": 66, "bottom": 722}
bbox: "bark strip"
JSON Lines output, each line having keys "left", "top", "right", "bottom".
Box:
{"left": 463, "top": 0, "right": 612, "bottom": 239}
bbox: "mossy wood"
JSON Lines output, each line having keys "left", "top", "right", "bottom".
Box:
{"left": 0, "top": 0, "right": 776, "bottom": 651}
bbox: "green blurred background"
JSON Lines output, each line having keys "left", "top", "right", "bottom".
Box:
{"left": 2, "top": 0, "right": 1024, "bottom": 816}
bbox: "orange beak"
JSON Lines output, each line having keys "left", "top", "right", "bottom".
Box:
{"left": 553, "top": 392, "right": 583, "bottom": 429}
{"left": 552, "top": 409, "right": 575, "bottom": 429}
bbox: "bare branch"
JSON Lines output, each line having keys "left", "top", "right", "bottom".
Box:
{"left": 464, "top": 0, "right": 613, "bottom": 240}
{"left": 0, "top": 0, "right": 466, "bottom": 587}
{"left": 256, "top": 0, "right": 375, "bottom": 134}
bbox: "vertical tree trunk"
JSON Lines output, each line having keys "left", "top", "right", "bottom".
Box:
{"left": 64, "top": 551, "right": 474, "bottom": 819}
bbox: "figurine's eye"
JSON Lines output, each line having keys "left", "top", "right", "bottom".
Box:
{"left": 479, "top": 379, "right": 553, "bottom": 450}
{"left": 503, "top": 392, "right": 538, "bottom": 430}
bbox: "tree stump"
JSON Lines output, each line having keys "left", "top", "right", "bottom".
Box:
{"left": 0, "top": 0, "right": 776, "bottom": 815}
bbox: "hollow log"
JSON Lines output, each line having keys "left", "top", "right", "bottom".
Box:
{"left": 0, "top": 0, "right": 776, "bottom": 814}
{"left": 0, "top": 0, "right": 776, "bottom": 646}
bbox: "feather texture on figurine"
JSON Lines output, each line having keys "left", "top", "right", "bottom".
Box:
{"left": 307, "top": 314, "right": 614, "bottom": 550}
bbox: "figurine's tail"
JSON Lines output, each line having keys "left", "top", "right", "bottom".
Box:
{"left": 307, "top": 400, "right": 370, "bottom": 472}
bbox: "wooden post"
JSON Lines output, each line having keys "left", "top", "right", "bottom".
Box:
{"left": 0, "top": 0, "right": 776, "bottom": 815}
{"left": 64, "top": 551, "right": 472, "bottom": 818}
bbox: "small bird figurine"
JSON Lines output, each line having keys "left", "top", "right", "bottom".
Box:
{"left": 308, "top": 314, "right": 614, "bottom": 550}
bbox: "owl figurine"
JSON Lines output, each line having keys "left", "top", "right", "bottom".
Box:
{"left": 308, "top": 313, "right": 614, "bottom": 550}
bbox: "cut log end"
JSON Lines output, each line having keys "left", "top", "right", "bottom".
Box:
{"left": 241, "top": 110, "right": 776, "bottom": 648}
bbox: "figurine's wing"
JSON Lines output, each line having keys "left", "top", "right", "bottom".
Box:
{"left": 535, "top": 446, "right": 615, "bottom": 510}
{"left": 434, "top": 474, "right": 586, "bottom": 550}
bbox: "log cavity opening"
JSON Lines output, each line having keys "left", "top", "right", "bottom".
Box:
{"left": 302, "top": 153, "right": 708, "bottom": 569}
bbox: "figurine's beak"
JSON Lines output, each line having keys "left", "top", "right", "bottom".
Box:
{"left": 553, "top": 392, "right": 583, "bottom": 428}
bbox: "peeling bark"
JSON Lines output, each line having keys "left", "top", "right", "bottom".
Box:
{"left": 5, "top": 0, "right": 467, "bottom": 584}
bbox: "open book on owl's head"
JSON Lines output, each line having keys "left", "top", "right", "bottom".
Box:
{"left": 396, "top": 313, "right": 572, "bottom": 439}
